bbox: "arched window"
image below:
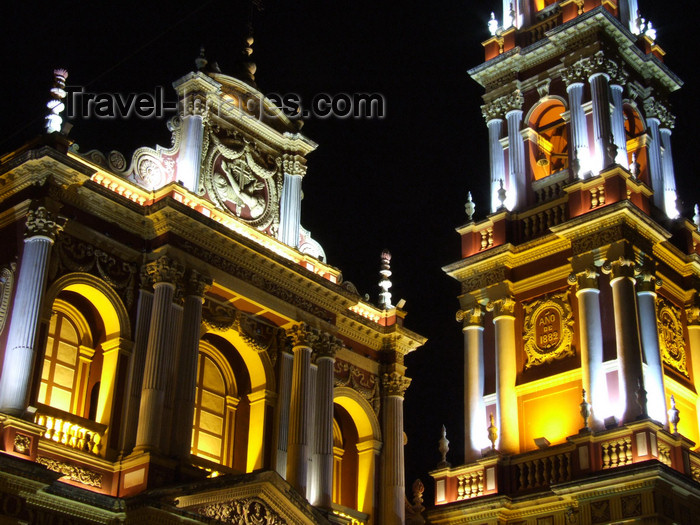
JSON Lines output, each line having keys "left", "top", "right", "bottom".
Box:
{"left": 534, "top": 0, "right": 557, "bottom": 10}
{"left": 37, "top": 299, "right": 94, "bottom": 417}
{"left": 528, "top": 100, "right": 569, "bottom": 180}
{"left": 333, "top": 404, "right": 359, "bottom": 510}
{"left": 192, "top": 351, "right": 229, "bottom": 464}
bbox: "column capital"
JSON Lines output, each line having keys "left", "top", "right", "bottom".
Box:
{"left": 456, "top": 305, "right": 485, "bottom": 328}
{"left": 568, "top": 267, "right": 600, "bottom": 290}
{"left": 643, "top": 96, "right": 675, "bottom": 129}
{"left": 381, "top": 371, "right": 411, "bottom": 397}
{"left": 562, "top": 61, "right": 588, "bottom": 86}
{"left": 314, "top": 332, "right": 342, "bottom": 359}
{"left": 481, "top": 90, "right": 523, "bottom": 122}
{"left": 183, "top": 268, "right": 212, "bottom": 297}
{"left": 25, "top": 206, "right": 63, "bottom": 240}
{"left": 635, "top": 269, "right": 661, "bottom": 293}
{"left": 686, "top": 293, "right": 700, "bottom": 325}
{"left": 602, "top": 257, "right": 636, "bottom": 281}
{"left": 282, "top": 153, "right": 307, "bottom": 177}
{"left": 486, "top": 297, "right": 516, "bottom": 318}
{"left": 144, "top": 256, "right": 185, "bottom": 286}
{"left": 287, "top": 322, "right": 319, "bottom": 348}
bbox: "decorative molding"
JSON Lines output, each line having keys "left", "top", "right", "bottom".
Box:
{"left": 643, "top": 96, "right": 675, "bottom": 129}
{"left": 286, "top": 323, "right": 319, "bottom": 348}
{"left": 568, "top": 267, "right": 599, "bottom": 290}
{"left": 602, "top": 257, "right": 635, "bottom": 281}
{"left": 657, "top": 298, "right": 688, "bottom": 377}
{"left": 461, "top": 267, "right": 508, "bottom": 294}
{"left": 481, "top": 90, "right": 524, "bottom": 121}
{"left": 334, "top": 359, "right": 380, "bottom": 414}
{"left": 13, "top": 434, "right": 30, "bottom": 455}
{"left": 36, "top": 456, "right": 102, "bottom": 488}
{"left": 281, "top": 154, "right": 307, "bottom": 177}
{"left": 184, "top": 268, "right": 212, "bottom": 297}
{"left": 487, "top": 297, "right": 516, "bottom": 318}
{"left": 456, "top": 305, "right": 485, "bottom": 327}
{"left": 0, "top": 263, "right": 15, "bottom": 336}
{"left": 522, "top": 291, "right": 575, "bottom": 369}
{"left": 314, "top": 331, "right": 341, "bottom": 360}
{"left": 196, "top": 497, "right": 286, "bottom": 524}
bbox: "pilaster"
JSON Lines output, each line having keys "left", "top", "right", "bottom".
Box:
{"left": 457, "top": 305, "right": 486, "bottom": 459}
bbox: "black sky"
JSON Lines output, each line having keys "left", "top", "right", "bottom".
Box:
{"left": 2, "top": 0, "right": 699, "bottom": 505}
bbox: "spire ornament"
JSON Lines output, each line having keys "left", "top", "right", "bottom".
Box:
{"left": 45, "top": 69, "right": 68, "bottom": 134}
{"left": 580, "top": 388, "right": 591, "bottom": 431}
{"left": 497, "top": 179, "right": 507, "bottom": 210}
{"left": 378, "top": 249, "right": 393, "bottom": 309}
{"left": 465, "top": 191, "right": 475, "bottom": 221}
{"left": 693, "top": 204, "right": 700, "bottom": 229}
{"left": 636, "top": 377, "right": 648, "bottom": 419}
{"left": 668, "top": 395, "right": 680, "bottom": 434}
{"left": 488, "top": 12, "right": 498, "bottom": 36}
{"left": 487, "top": 413, "right": 498, "bottom": 451}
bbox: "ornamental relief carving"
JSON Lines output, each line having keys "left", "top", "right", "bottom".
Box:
{"left": 36, "top": 456, "right": 103, "bottom": 488}
{"left": 202, "top": 128, "right": 282, "bottom": 235}
{"left": 52, "top": 233, "right": 139, "bottom": 309}
{"left": 481, "top": 90, "right": 524, "bottom": 122}
{"left": 0, "top": 264, "right": 15, "bottom": 336}
{"left": 461, "top": 267, "right": 507, "bottom": 294}
{"left": 643, "top": 96, "right": 676, "bottom": 129}
{"left": 196, "top": 497, "right": 286, "bottom": 524}
{"left": 335, "top": 359, "right": 380, "bottom": 414}
{"left": 656, "top": 298, "right": 688, "bottom": 377}
{"left": 522, "top": 291, "right": 575, "bottom": 369}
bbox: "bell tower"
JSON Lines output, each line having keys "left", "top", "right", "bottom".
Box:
{"left": 430, "top": 2, "right": 700, "bottom": 523}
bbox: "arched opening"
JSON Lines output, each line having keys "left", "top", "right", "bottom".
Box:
{"left": 624, "top": 103, "right": 649, "bottom": 182}
{"left": 527, "top": 100, "right": 569, "bottom": 181}
{"left": 333, "top": 388, "right": 381, "bottom": 519}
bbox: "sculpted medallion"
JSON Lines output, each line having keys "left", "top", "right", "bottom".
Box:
{"left": 657, "top": 298, "right": 688, "bottom": 377}
{"left": 522, "top": 291, "right": 574, "bottom": 368}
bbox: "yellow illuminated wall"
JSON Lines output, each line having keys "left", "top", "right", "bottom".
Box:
{"left": 518, "top": 379, "right": 582, "bottom": 452}
{"left": 664, "top": 380, "right": 699, "bottom": 449}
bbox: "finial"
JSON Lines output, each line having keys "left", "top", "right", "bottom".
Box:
{"left": 636, "top": 377, "right": 648, "bottom": 419}
{"left": 378, "top": 249, "right": 393, "bottom": 309}
{"left": 580, "top": 388, "right": 591, "bottom": 431}
{"left": 195, "top": 46, "right": 208, "bottom": 70}
{"left": 497, "top": 179, "right": 507, "bottom": 210}
{"left": 668, "top": 395, "right": 680, "bottom": 434}
{"left": 411, "top": 479, "right": 425, "bottom": 512}
{"left": 45, "top": 69, "right": 68, "bottom": 134}
{"left": 488, "top": 12, "right": 498, "bottom": 36}
{"left": 634, "top": 10, "right": 644, "bottom": 35}
{"left": 487, "top": 413, "right": 498, "bottom": 451}
{"left": 465, "top": 191, "right": 475, "bottom": 221}
{"left": 508, "top": 2, "right": 516, "bottom": 28}
{"left": 693, "top": 205, "right": 700, "bottom": 229}
{"left": 437, "top": 425, "right": 450, "bottom": 468}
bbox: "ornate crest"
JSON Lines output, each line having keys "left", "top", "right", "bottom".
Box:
{"left": 657, "top": 298, "right": 688, "bottom": 377}
{"left": 202, "top": 128, "right": 281, "bottom": 233}
{"left": 522, "top": 291, "right": 574, "bottom": 368}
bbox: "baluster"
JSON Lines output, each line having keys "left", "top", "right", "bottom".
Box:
{"left": 598, "top": 185, "right": 605, "bottom": 205}
{"left": 528, "top": 461, "right": 535, "bottom": 488}
{"left": 478, "top": 471, "right": 484, "bottom": 496}
{"left": 457, "top": 476, "right": 465, "bottom": 499}
{"left": 625, "top": 438, "right": 633, "bottom": 464}
{"left": 518, "top": 463, "right": 525, "bottom": 490}
{"left": 602, "top": 443, "right": 610, "bottom": 468}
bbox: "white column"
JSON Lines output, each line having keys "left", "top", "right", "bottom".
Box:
{"left": 460, "top": 306, "right": 486, "bottom": 460}
{"left": 177, "top": 113, "right": 204, "bottom": 192}
{"left": 159, "top": 301, "right": 182, "bottom": 455}
{"left": 589, "top": 72, "right": 614, "bottom": 172}
{"left": 286, "top": 323, "right": 316, "bottom": 496}
{"left": 489, "top": 297, "right": 519, "bottom": 454}
{"left": 506, "top": 110, "right": 525, "bottom": 210}
{"left": 171, "top": 270, "right": 209, "bottom": 460}
{"left": 603, "top": 257, "right": 645, "bottom": 423}
{"left": 122, "top": 287, "right": 153, "bottom": 453}
{"left": 571, "top": 269, "right": 606, "bottom": 426}
{"left": 380, "top": 371, "right": 410, "bottom": 525}
{"left": 646, "top": 117, "right": 665, "bottom": 210}
{"left": 278, "top": 155, "right": 306, "bottom": 248}
{"left": 566, "top": 82, "right": 592, "bottom": 178}
{"left": 660, "top": 127, "right": 678, "bottom": 217}
{"left": 0, "top": 207, "right": 62, "bottom": 414}
{"left": 274, "top": 349, "right": 294, "bottom": 477}
{"left": 313, "top": 336, "right": 338, "bottom": 507}
{"left": 134, "top": 256, "right": 183, "bottom": 452}
{"left": 636, "top": 272, "right": 667, "bottom": 424}
{"left": 610, "top": 83, "right": 629, "bottom": 168}
{"left": 307, "top": 361, "right": 318, "bottom": 501}
{"left": 487, "top": 119, "right": 505, "bottom": 212}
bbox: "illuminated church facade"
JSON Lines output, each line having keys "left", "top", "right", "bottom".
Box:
{"left": 430, "top": 0, "right": 700, "bottom": 523}
{"left": 0, "top": 52, "right": 425, "bottom": 523}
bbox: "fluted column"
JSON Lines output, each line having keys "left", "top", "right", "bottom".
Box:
{"left": 570, "top": 268, "right": 606, "bottom": 426}
{"left": 380, "top": 371, "right": 411, "bottom": 525}
{"left": 659, "top": 127, "right": 678, "bottom": 217}
{"left": 274, "top": 346, "right": 294, "bottom": 477}
{"left": 488, "top": 297, "right": 518, "bottom": 453}
{"left": 171, "top": 270, "right": 210, "bottom": 460}
{"left": 589, "top": 71, "right": 614, "bottom": 172}
{"left": 134, "top": 256, "right": 184, "bottom": 452}
{"left": 160, "top": 301, "right": 183, "bottom": 455}
{"left": 177, "top": 99, "right": 205, "bottom": 193}
{"left": 313, "top": 334, "right": 339, "bottom": 507}
{"left": 122, "top": 283, "right": 153, "bottom": 453}
{"left": 603, "top": 256, "right": 645, "bottom": 423}
{"left": 610, "top": 82, "right": 629, "bottom": 168}
{"left": 685, "top": 301, "right": 700, "bottom": 437}
{"left": 642, "top": 95, "right": 666, "bottom": 210}
{"left": 458, "top": 306, "right": 486, "bottom": 459}
{"left": 506, "top": 108, "right": 525, "bottom": 210}
{"left": 278, "top": 155, "right": 306, "bottom": 248}
{"left": 0, "top": 207, "right": 62, "bottom": 414}
{"left": 482, "top": 101, "right": 506, "bottom": 213}
{"left": 636, "top": 270, "right": 666, "bottom": 424}
{"left": 286, "top": 323, "right": 317, "bottom": 496}
{"left": 565, "top": 82, "right": 591, "bottom": 177}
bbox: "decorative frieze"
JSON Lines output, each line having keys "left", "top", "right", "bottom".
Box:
{"left": 335, "top": 359, "right": 380, "bottom": 413}
{"left": 35, "top": 456, "right": 102, "bottom": 488}
{"left": 197, "top": 497, "right": 287, "bottom": 524}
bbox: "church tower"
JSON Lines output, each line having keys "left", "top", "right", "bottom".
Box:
{"left": 431, "top": 1, "right": 700, "bottom": 522}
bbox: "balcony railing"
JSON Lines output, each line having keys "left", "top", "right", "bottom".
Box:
{"left": 33, "top": 403, "right": 106, "bottom": 456}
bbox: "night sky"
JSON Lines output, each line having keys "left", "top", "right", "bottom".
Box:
{"left": 2, "top": 0, "right": 699, "bottom": 504}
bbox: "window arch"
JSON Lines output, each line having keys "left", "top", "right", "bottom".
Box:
{"left": 527, "top": 100, "right": 569, "bottom": 180}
